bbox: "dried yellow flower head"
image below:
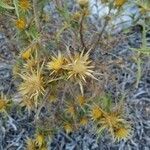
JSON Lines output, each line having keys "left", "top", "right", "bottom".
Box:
{"left": 35, "top": 134, "right": 45, "bottom": 147}
{"left": 65, "top": 51, "right": 95, "bottom": 95}
{"left": 19, "top": 0, "right": 31, "bottom": 11}
{"left": 65, "top": 104, "right": 76, "bottom": 117}
{"left": 91, "top": 106, "right": 103, "bottom": 121}
{"left": 18, "top": 66, "right": 45, "bottom": 99}
{"left": 72, "top": 12, "right": 81, "bottom": 21}
{"left": 64, "top": 123, "right": 73, "bottom": 134}
{"left": 114, "top": 126, "right": 131, "bottom": 141}
{"left": 79, "top": 117, "right": 88, "bottom": 126}
{"left": 15, "top": 18, "right": 26, "bottom": 30}
{"left": 115, "top": 0, "right": 127, "bottom": 7}
{"left": 47, "top": 51, "right": 65, "bottom": 75}
{"left": 21, "top": 48, "right": 32, "bottom": 60}
{"left": 104, "top": 112, "right": 123, "bottom": 127}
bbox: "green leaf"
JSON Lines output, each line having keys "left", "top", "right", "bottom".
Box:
{"left": 13, "top": 0, "right": 19, "bottom": 18}
{"left": 101, "top": 94, "right": 112, "bottom": 112}
{"left": 130, "top": 47, "right": 150, "bottom": 54}
{"left": 0, "top": 1, "right": 14, "bottom": 9}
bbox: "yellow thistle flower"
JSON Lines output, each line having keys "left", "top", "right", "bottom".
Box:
{"left": 79, "top": 117, "right": 88, "bottom": 126}
{"left": 35, "top": 134, "right": 45, "bottom": 147}
{"left": 18, "top": 64, "right": 45, "bottom": 99}
{"left": 0, "top": 93, "right": 9, "bottom": 112}
{"left": 15, "top": 18, "right": 26, "bottom": 30}
{"left": 47, "top": 51, "right": 65, "bottom": 75}
{"left": 65, "top": 51, "right": 95, "bottom": 95}
{"left": 64, "top": 123, "right": 73, "bottom": 134}
{"left": 114, "top": 126, "right": 131, "bottom": 141}
{"left": 115, "top": 0, "right": 127, "bottom": 7}
{"left": 26, "top": 138, "right": 36, "bottom": 150}
{"left": 21, "top": 48, "right": 32, "bottom": 60}
{"left": 76, "top": 95, "right": 86, "bottom": 107}
{"left": 19, "top": 0, "right": 31, "bottom": 11}
{"left": 90, "top": 106, "right": 103, "bottom": 121}
{"left": 65, "top": 104, "right": 76, "bottom": 117}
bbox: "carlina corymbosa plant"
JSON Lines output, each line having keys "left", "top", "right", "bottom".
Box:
{"left": 2, "top": 0, "right": 149, "bottom": 149}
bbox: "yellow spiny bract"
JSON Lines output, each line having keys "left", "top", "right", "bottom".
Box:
{"left": 15, "top": 18, "right": 26, "bottom": 30}
{"left": 47, "top": 51, "right": 65, "bottom": 75}
{"left": 23, "top": 57, "right": 38, "bottom": 72}
{"left": 65, "top": 51, "right": 95, "bottom": 95}
{"left": 18, "top": 66, "right": 45, "bottom": 100}
{"left": 114, "top": 126, "right": 131, "bottom": 141}
{"left": 19, "top": 0, "right": 31, "bottom": 11}
{"left": 103, "top": 112, "right": 124, "bottom": 127}
{"left": 114, "top": 0, "right": 127, "bottom": 7}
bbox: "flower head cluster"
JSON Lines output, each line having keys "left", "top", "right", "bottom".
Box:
{"left": 47, "top": 51, "right": 95, "bottom": 95}
{"left": 90, "top": 104, "right": 132, "bottom": 141}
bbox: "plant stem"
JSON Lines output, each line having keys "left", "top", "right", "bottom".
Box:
{"left": 35, "top": 88, "right": 51, "bottom": 120}
{"left": 79, "top": 13, "right": 87, "bottom": 52}
{"left": 33, "top": 0, "right": 40, "bottom": 31}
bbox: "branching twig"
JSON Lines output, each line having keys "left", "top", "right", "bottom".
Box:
{"left": 79, "top": 13, "right": 87, "bottom": 52}
{"left": 35, "top": 88, "right": 51, "bottom": 120}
